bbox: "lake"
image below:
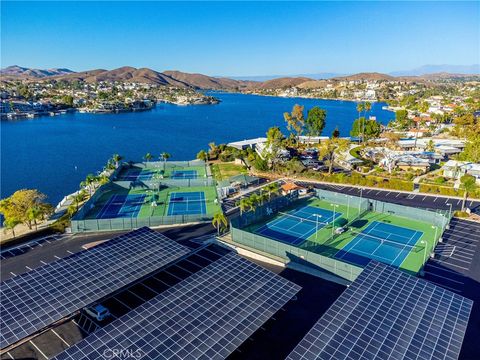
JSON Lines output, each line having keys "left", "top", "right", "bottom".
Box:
{"left": 1, "top": 92, "right": 394, "bottom": 204}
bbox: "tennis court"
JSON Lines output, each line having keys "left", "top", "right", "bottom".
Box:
{"left": 255, "top": 205, "right": 342, "bottom": 246}
{"left": 334, "top": 221, "right": 424, "bottom": 267}
{"left": 167, "top": 191, "right": 206, "bottom": 216}
{"left": 171, "top": 170, "right": 198, "bottom": 179}
{"left": 117, "top": 169, "right": 154, "bottom": 181}
{"left": 96, "top": 194, "right": 146, "bottom": 219}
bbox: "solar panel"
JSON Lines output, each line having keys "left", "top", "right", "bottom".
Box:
{"left": 287, "top": 261, "right": 472, "bottom": 360}
{"left": 0, "top": 227, "right": 190, "bottom": 349}
{"left": 54, "top": 252, "right": 301, "bottom": 360}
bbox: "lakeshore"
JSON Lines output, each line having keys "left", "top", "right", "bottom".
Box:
{"left": 1, "top": 92, "right": 393, "bottom": 204}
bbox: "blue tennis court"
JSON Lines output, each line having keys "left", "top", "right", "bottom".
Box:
{"left": 167, "top": 191, "right": 206, "bottom": 215}
{"left": 171, "top": 170, "right": 198, "bottom": 179}
{"left": 96, "top": 194, "right": 146, "bottom": 219}
{"left": 255, "top": 206, "right": 342, "bottom": 246}
{"left": 117, "top": 169, "right": 154, "bottom": 181}
{"left": 334, "top": 221, "right": 423, "bottom": 267}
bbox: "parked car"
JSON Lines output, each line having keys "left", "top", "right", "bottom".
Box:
{"left": 84, "top": 304, "right": 111, "bottom": 321}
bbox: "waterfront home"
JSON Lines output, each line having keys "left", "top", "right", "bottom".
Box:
{"left": 227, "top": 137, "right": 267, "bottom": 151}
{"left": 298, "top": 135, "right": 329, "bottom": 144}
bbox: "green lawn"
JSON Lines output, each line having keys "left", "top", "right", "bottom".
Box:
{"left": 211, "top": 162, "right": 247, "bottom": 180}
{"left": 245, "top": 197, "right": 438, "bottom": 274}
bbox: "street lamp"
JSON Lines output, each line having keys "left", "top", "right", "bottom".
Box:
{"left": 313, "top": 214, "right": 322, "bottom": 240}
{"left": 432, "top": 225, "right": 439, "bottom": 245}
{"left": 330, "top": 204, "right": 340, "bottom": 237}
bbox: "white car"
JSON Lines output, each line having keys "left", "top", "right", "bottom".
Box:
{"left": 84, "top": 304, "right": 111, "bottom": 321}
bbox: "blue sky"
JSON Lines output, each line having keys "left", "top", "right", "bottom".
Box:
{"left": 1, "top": 1, "right": 478, "bottom": 76}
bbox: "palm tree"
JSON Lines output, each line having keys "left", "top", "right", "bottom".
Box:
{"left": 265, "top": 182, "right": 280, "bottom": 201}
{"left": 27, "top": 206, "right": 43, "bottom": 231}
{"left": 248, "top": 194, "right": 260, "bottom": 212}
{"left": 160, "top": 152, "right": 171, "bottom": 170}
{"left": 144, "top": 152, "right": 153, "bottom": 164}
{"left": 460, "top": 174, "right": 476, "bottom": 211}
{"left": 72, "top": 191, "right": 86, "bottom": 211}
{"left": 212, "top": 212, "right": 228, "bottom": 236}
{"left": 237, "top": 198, "right": 251, "bottom": 216}
{"left": 3, "top": 218, "right": 21, "bottom": 238}
{"left": 112, "top": 154, "right": 123, "bottom": 169}
{"left": 258, "top": 190, "right": 268, "bottom": 205}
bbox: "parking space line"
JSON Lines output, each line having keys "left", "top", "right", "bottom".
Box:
{"left": 456, "top": 200, "right": 461, "bottom": 205}
{"left": 127, "top": 289, "right": 148, "bottom": 302}
{"left": 433, "top": 197, "right": 437, "bottom": 202}
{"left": 425, "top": 263, "right": 461, "bottom": 275}
{"left": 444, "top": 199, "right": 449, "bottom": 204}
{"left": 51, "top": 329, "right": 70, "bottom": 346}
{"left": 422, "top": 196, "right": 427, "bottom": 201}
{"left": 425, "top": 272, "right": 464, "bottom": 285}
{"left": 5, "top": 352, "right": 14, "bottom": 359}
{"left": 423, "top": 279, "right": 461, "bottom": 293}
{"left": 25, "top": 266, "right": 32, "bottom": 271}
{"left": 67, "top": 250, "right": 75, "bottom": 255}
{"left": 10, "top": 272, "right": 16, "bottom": 276}
{"left": 54, "top": 255, "right": 61, "bottom": 260}
{"left": 41, "top": 260, "right": 48, "bottom": 265}
{"left": 395, "top": 193, "right": 401, "bottom": 198}
{"left": 29, "top": 340, "right": 48, "bottom": 360}
{"left": 113, "top": 297, "right": 133, "bottom": 310}
{"left": 431, "top": 259, "right": 469, "bottom": 270}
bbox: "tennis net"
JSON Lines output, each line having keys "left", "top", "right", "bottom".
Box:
{"left": 277, "top": 211, "right": 335, "bottom": 228}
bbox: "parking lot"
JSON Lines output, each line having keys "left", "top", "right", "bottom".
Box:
{"left": 295, "top": 181, "right": 480, "bottom": 214}
{"left": 1, "top": 244, "right": 230, "bottom": 359}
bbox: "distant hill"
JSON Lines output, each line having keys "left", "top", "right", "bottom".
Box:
{"left": 332, "top": 72, "right": 396, "bottom": 81}
{"left": 390, "top": 64, "right": 480, "bottom": 76}
{"left": 0, "top": 65, "right": 74, "bottom": 79}
{"left": 256, "top": 77, "right": 313, "bottom": 89}
{"left": 2, "top": 65, "right": 478, "bottom": 90}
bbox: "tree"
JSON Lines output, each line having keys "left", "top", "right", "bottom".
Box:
{"left": 265, "top": 126, "right": 285, "bottom": 171}
{"left": 395, "top": 110, "right": 413, "bottom": 130}
{"left": 318, "top": 138, "right": 350, "bottom": 174}
{"left": 237, "top": 198, "right": 251, "bottom": 215}
{"left": 0, "top": 189, "right": 52, "bottom": 230}
{"left": 212, "top": 212, "right": 228, "bottom": 235}
{"left": 332, "top": 127, "right": 340, "bottom": 138}
{"left": 112, "top": 154, "right": 123, "bottom": 168}
{"left": 305, "top": 106, "right": 327, "bottom": 136}
{"left": 283, "top": 104, "right": 305, "bottom": 141}
{"left": 356, "top": 102, "right": 364, "bottom": 120}
{"left": 196, "top": 150, "right": 208, "bottom": 162}
{"left": 62, "top": 95, "right": 74, "bottom": 107}
{"left": 351, "top": 118, "right": 381, "bottom": 141}
{"left": 160, "top": 152, "right": 171, "bottom": 170}
{"left": 460, "top": 174, "right": 476, "bottom": 211}
{"left": 265, "top": 182, "right": 280, "bottom": 201}
{"left": 144, "top": 152, "right": 153, "bottom": 163}
{"left": 426, "top": 139, "right": 435, "bottom": 152}
{"left": 3, "top": 217, "right": 21, "bottom": 238}
{"left": 458, "top": 134, "right": 480, "bottom": 162}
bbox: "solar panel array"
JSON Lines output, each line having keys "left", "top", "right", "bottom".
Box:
{"left": 287, "top": 261, "right": 473, "bottom": 360}
{"left": 54, "top": 252, "right": 301, "bottom": 360}
{"left": 0, "top": 227, "right": 190, "bottom": 349}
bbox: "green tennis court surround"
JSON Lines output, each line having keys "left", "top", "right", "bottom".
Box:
{"left": 231, "top": 189, "right": 451, "bottom": 277}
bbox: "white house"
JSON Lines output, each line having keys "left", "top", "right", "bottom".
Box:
{"left": 227, "top": 137, "right": 267, "bottom": 151}
{"left": 443, "top": 160, "right": 480, "bottom": 184}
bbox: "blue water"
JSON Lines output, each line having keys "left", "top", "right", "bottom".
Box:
{"left": 1, "top": 92, "right": 394, "bottom": 204}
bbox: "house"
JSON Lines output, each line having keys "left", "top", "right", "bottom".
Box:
{"left": 298, "top": 136, "right": 329, "bottom": 144}
{"left": 227, "top": 137, "right": 267, "bottom": 151}
{"left": 380, "top": 154, "right": 431, "bottom": 173}
{"left": 443, "top": 160, "right": 480, "bottom": 184}
{"left": 281, "top": 182, "right": 305, "bottom": 196}
{"left": 405, "top": 128, "right": 429, "bottom": 138}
